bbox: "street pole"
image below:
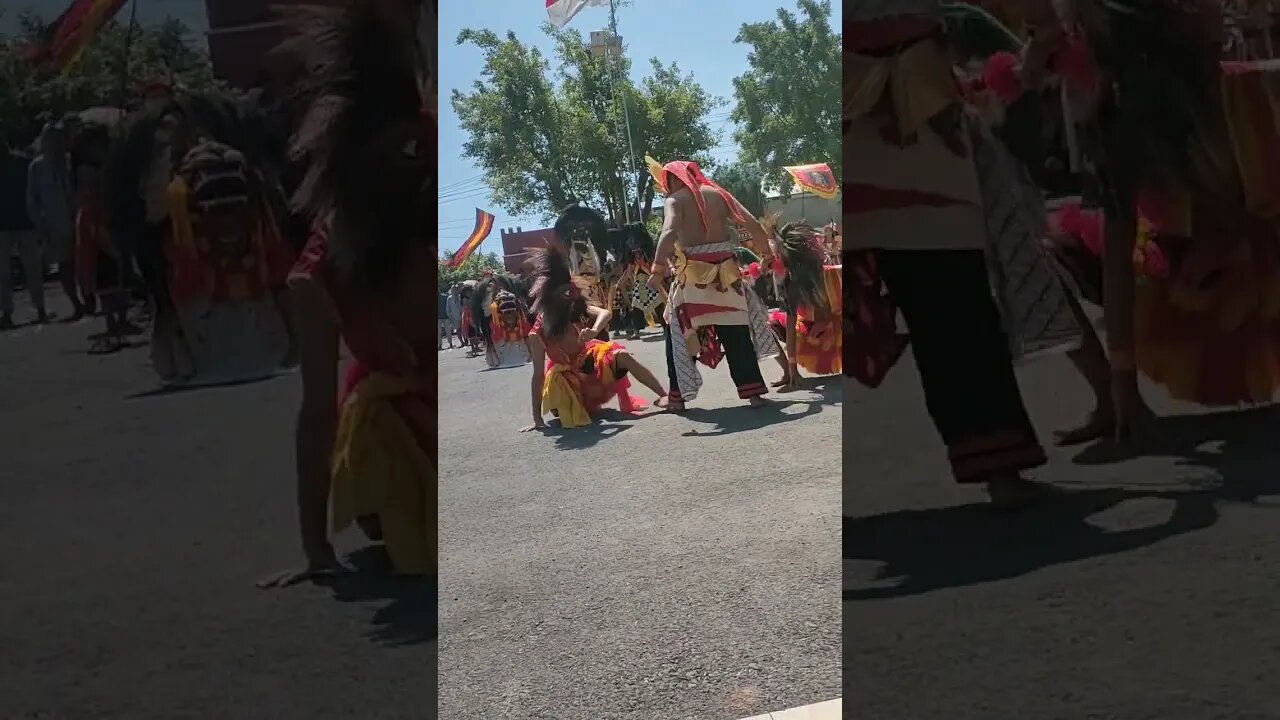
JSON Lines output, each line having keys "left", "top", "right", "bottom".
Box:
{"left": 608, "top": 0, "right": 640, "bottom": 224}
{"left": 117, "top": 0, "right": 140, "bottom": 105}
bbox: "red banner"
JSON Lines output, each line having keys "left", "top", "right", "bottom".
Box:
{"left": 784, "top": 163, "right": 839, "bottom": 200}
{"left": 26, "top": 0, "right": 129, "bottom": 73}
{"left": 446, "top": 208, "right": 496, "bottom": 269}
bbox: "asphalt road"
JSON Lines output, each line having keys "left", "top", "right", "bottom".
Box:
{"left": 0, "top": 308, "right": 435, "bottom": 720}
{"left": 437, "top": 327, "right": 841, "bottom": 720}
{"left": 845, "top": 345, "right": 1280, "bottom": 720}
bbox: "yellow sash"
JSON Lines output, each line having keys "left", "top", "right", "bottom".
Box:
{"left": 541, "top": 363, "right": 591, "bottom": 428}
{"left": 845, "top": 38, "right": 958, "bottom": 137}
{"left": 674, "top": 246, "right": 741, "bottom": 291}
{"left": 331, "top": 371, "right": 435, "bottom": 574}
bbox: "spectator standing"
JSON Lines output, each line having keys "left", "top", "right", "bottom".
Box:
{"left": 0, "top": 133, "right": 47, "bottom": 328}
{"left": 27, "top": 123, "right": 87, "bottom": 320}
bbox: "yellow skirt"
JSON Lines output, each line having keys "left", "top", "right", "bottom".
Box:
{"left": 330, "top": 372, "right": 436, "bottom": 574}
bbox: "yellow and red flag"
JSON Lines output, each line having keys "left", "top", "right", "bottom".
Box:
{"left": 445, "top": 208, "right": 496, "bottom": 269}
{"left": 783, "top": 163, "right": 839, "bottom": 200}
{"left": 25, "top": 0, "right": 130, "bottom": 73}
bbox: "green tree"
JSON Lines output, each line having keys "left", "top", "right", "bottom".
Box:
{"left": 710, "top": 160, "right": 767, "bottom": 217}
{"left": 438, "top": 250, "right": 508, "bottom": 288}
{"left": 451, "top": 24, "right": 722, "bottom": 226}
{"left": 0, "top": 13, "right": 219, "bottom": 146}
{"left": 730, "top": 0, "right": 841, "bottom": 191}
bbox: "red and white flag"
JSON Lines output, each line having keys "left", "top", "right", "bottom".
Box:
{"left": 546, "top": 0, "right": 609, "bottom": 29}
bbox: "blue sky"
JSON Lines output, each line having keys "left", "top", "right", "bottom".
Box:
{"left": 438, "top": 0, "right": 840, "bottom": 256}
{"left": 0, "top": 0, "right": 208, "bottom": 34}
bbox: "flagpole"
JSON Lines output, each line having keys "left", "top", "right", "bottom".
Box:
{"left": 608, "top": 0, "right": 640, "bottom": 224}
{"left": 117, "top": 0, "right": 140, "bottom": 105}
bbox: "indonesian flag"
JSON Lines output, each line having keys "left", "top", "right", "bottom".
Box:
{"left": 546, "top": 0, "right": 610, "bottom": 30}
{"left": 784, "top": 163, "right": 839, "bottom": 200}
{"left": 24, "top": 0, "right": 130, "bottom": 73}
{"left": 445, "top": 209, "right": 496, "bottom": 269}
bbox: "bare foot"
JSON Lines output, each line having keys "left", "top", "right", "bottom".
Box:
{"left": 1054, "top": 411, "right": 1115, "bottom": 446}
{"left": 748, "top": 396, "right": 768, "bottom": 408}
{"left": 771, "top": 375, "right": 791, "bottom": 388}
{"left": 985, "top": 474, "right": 1050, "bottom": 511}
{"left": 656, "top": 397, "right": 685, "bottom": 412}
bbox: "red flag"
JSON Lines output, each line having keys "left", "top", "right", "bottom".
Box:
{"left": 26, "top": 0, "right": 129, "bottom": 73}
{"left": 446, "top": 209, "right": 496, "bottom": 269}
{"left": 784, "top": 163, "right": 839, "bottom": 200}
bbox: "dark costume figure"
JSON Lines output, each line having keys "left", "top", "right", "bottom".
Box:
{"left": 470, "top": 273, "right": 532, "bottom": 368}
{"left": 152, "top": 139, "right": 295, "bottom": 385}
{"left": 552, "top": 202, "right": 609, "bottom": 327}
{"left": 261, "top": 0, "right": 437, "bottom": 586}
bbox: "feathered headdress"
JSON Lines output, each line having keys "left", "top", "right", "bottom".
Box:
{"left": 1076, "top": 0, "right": 1228, "bottom": 205}
{"left": 763, "top": 215, "right": 831, "bottom": 318}
{"left": 528, "top": 244, "right": 595, "bottom": 338}
{"left": 288, "top": 0, "right": 435, "bottom": 288}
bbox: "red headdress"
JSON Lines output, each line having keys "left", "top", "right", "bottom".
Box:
{"left": 659, "top": 160, "right": 753, "bottom": 231}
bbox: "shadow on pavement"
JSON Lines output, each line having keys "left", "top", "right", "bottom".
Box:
{"left": 845, "top": 406, "right": 1279, "bottom": 601}
{"left": 319, "top": 546, "right": 437, "bottom": 647}
{"left": 544, "top": 413, "right": 633, "bottom": 450}
{"left": 125, "top": 375, "right": 281, "bottom": 399}
{"left": 679, "top": 398, "right": 823, "bottom": 437}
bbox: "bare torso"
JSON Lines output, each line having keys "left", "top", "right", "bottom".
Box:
{"left": 669, "top": 185, "right": 732, "bottom": 248}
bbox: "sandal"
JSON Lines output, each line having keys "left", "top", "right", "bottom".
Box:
{"left": 88, "top": 333, "right": 126, "bottom": 355}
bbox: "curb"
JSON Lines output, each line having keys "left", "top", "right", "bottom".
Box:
{"left": 741, "top": 698, "right": 841, "bottom": 720}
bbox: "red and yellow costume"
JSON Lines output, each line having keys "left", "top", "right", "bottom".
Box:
{"left": 533, "top": 318, "right": 645, "bottom": 428}
{"left": 164, "top": 177, "right": 294, "bottom": 304}
{"left": 1130, "top": 61, "right": 1280, "bottom": 404}
{"left": 290, "top": 230, "right": 436, "bottom": 575}
{"left": 769, "top": 264, "right": 843, "bottom": 376}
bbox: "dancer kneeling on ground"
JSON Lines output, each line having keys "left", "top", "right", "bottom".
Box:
{"left": 523, "top": 245, "right": 668, "bottom": 431}
{"left": 259, "top": 0, "right": 436, "bottom": 587}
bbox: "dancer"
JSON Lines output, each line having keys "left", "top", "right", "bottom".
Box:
{"left": 151, "top": 140, "right": 294, "bottom": 385}
{"left": 647, "top": 159, "right": 778, "bottom": 409}
{"left": 27, "top": 122, "right": 87, "bottom": 320}
{"left": 472, "top": 273, "right": 532, "bottom": 368}
{"left": 260, "top": 0, "right": 437, "bottom": 586}
{"left": 845, "top": 0, "right": 1080, "bottom": 507}
{"left": 552, "top": 202, "right": 610, "bottom": 326}
{"left": 763, "top": 220, "right": 841, "bottom": 388}
{"left": 1021, "top": 0, "right": 1280, "bottom": 441}
{"left": 71, "top": 123, "right": 137, "bottom": 352}
{"left": 524, "top": 245, "right": 668, "bottom": 431}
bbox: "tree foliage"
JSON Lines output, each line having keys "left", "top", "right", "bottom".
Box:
{"left": 710, "top": 160, "right": 767, "bottom": 218}
{"left": 438, "top": 250, "right": 508, "bottom": 288}
{"left": 0, "top": 13, "right": 219, "bottom": 146}
{"left": 451, "top": 24, "right": 723, "bottom": 226}
{"left": 730, "top": 0, "right": 841, "bottom": 191}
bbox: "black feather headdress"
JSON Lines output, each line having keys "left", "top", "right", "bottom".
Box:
{"left": 287, "top": 0, "right": 435, "bottom": 289}
{"left": 1076, "top": 0, "right": 1230, "bottom": 209}
{"left": 528, "top": 245, "right": 595, "bottom": 339}
{"left": 766, "top": 217, "right": 831, "bottom": 318}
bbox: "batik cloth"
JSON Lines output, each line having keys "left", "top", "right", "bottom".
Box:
{"left": 664, "top": 241, "right": 777, "bottom": 402}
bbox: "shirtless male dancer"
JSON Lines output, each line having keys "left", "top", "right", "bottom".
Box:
{"left": 648, "top": 160, "right": 779, "bottom": 410}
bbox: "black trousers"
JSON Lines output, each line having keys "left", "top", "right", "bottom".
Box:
{"left": 875, "top": 249, "right": 1045, "bottom": 482}
{"left": 664, "top": 322, "right": 766, "bottom": 401}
